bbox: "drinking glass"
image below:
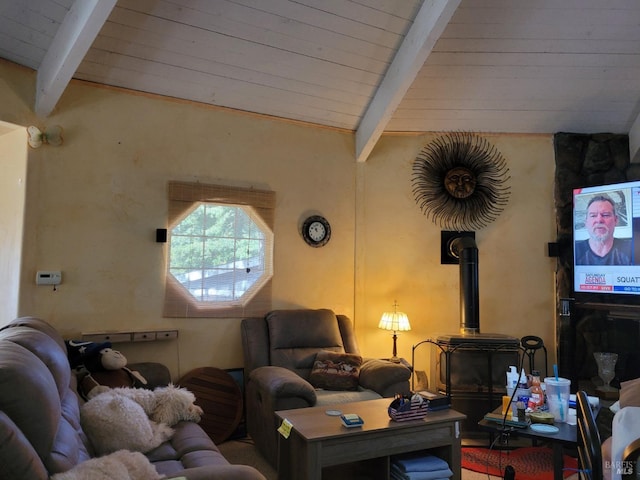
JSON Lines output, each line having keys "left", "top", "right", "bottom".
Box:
{"left": 593, "top": 352, "right": 618, "bottom": 391}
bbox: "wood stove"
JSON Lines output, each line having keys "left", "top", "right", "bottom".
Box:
{"left": 437, "top": 235, "right": 521, "bottom": 434}
{"left": 434, "top": 334, "right": 520, "bottom": 434}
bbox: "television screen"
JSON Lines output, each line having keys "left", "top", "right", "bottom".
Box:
{"left": 573, "top": 179, "right": 640, "bottom": 301}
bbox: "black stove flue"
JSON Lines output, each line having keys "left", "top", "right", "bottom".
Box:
{"left": 437, "top": 234, "right": 521, "bottom": 434}
{"left": 443, "top": 234, "right": 519, "bottom": 344}
{"left": 449, "top": 235, "right": 480, "bottom": 334}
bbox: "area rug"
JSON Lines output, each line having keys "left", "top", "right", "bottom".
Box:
{"left": 461, "top": 447, "right": 578, "bottom": 480}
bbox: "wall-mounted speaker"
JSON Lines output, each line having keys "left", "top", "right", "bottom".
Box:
{"left": 547, "top": 242, "right": 560, "bottom": 257}
{"left": 156, "top": 228, "right": 167, "bottom": 243}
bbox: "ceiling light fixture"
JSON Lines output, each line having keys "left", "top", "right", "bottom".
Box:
{"left": 27, "top": 125, "right": 63, "bottom": 148}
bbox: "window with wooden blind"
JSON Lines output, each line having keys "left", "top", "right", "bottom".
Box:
{"left": 163, "top": 181, "right": 274, "bottom": 318}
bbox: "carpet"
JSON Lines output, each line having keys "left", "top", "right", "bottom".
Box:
{"left": 461, "top": 447, "right": 578, "bottom": 480}
{"left": 217, "top": 438, "right": 277, "bottom": 480}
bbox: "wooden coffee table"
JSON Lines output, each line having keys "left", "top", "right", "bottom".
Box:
{"left": 275, "top": 398, "right": 466, "bottom": 480}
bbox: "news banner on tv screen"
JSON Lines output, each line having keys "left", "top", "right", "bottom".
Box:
{"left": 574, "top": 181, "right": 640, "bottom": 296}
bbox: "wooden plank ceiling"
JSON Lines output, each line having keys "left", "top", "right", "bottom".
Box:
{"left": 2, "top": 0, "right": 640, "bottom": 161}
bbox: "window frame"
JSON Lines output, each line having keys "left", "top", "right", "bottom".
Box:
{"left": 163, "top": 181, "right": 275, "bottom": 318}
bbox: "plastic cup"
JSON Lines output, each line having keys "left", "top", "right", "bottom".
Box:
{"left": 502, "top": 395, "right": 511, "bottom": 415}
{"left": 544, "top": 377, "right": 571, "bottom": 423}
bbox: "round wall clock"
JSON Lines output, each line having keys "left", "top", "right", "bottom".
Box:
{"left": 302, "top": 215, "right": 331, "bottom": 247}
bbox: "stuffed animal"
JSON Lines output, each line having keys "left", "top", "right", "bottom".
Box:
{"left": 66, "top": 339, "right": 111, "bottom": 372}
{"left": 65, "top": 340, "right": 147, "bottom": 399}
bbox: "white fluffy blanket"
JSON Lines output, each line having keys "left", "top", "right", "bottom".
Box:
{"left": 81, "top": 393, "right": 174, "bottom": 455}
{"left": 88, "top": 384, "right": 203, "bottom": 426}
{"left": 51, "top": 450, "right": 163, "bottom": 480}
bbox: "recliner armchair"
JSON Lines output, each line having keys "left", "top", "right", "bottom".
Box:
{"left": 241, "top": 309, "right": 411, "bottom": 467}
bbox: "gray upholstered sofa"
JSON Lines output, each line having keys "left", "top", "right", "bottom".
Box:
{"left": 241, "top": 309, "right": 412, "bottom": 467}
{"left": 0, "top": 317, "right": 265, "bottom": 480}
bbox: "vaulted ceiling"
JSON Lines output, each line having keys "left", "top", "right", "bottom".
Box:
{"left": 3, "top": 0, "right": 640, "bottom": 161}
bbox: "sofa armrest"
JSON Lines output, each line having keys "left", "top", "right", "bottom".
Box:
{"left": 359, "top": 358, "right": 411, "bottom": 397}
{"left": 245, "top": 366, "right": 316, "bottom": 468}
{"left": 249, "top": 366, "right": 317, "bottom": 405}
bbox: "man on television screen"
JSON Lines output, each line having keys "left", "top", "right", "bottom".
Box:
{"left": 575, "top": 194, "right": 632, "bottom": 265}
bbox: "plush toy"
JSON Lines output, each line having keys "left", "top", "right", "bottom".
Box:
{"left": 66, "top": 340, "right": 112, "bottom": 371}
{"left": 65, "top": 340, "right": 147, "bottom": 399}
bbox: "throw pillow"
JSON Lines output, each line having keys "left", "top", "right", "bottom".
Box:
{"left": 309, "top": 350, "right": 363, "bottom": 391}
{"left": 620, "top": 377, "right": 640, "bottom": 408}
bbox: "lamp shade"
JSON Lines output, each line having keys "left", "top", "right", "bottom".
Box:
{"left": 378, "top": 311, "right": 411, "bottom": 332}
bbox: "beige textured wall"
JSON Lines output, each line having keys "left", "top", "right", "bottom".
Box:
{"left": 0, "top": 123, "right": 28, "bottom": 321}
{"left": 0, "top": 59, "right": 558, "bottom": 382}
{"left": 356, "top": 134, "right": 556, "bottom": 378}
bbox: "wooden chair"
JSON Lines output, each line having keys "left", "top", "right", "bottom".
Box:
{"left": 577, "top": 390, "right": 603, "bottom": 480}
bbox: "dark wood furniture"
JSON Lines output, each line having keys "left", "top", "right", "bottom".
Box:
{"left": 479, "top": 410, "right": 579, "bottom": 480}
{"left": 177, "top": 367, "right": 243, "bottom": 444}
{"left": 275, "top": 397, "right": 466, "bottom": 480}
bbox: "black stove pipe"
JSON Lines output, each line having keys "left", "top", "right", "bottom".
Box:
{"left": 449, "top": 236, "right": 479, "bottom": 334}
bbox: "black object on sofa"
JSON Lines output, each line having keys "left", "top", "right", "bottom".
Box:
{"left": 241, "top": 309, "right": 411, "bottom": 467}
{"left": 0, "top": 316, "right": 265, "bottom": 480}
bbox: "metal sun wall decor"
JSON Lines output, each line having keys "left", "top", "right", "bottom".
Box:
{"left": 411, "top": 132, "right": 511, "bottom": 231}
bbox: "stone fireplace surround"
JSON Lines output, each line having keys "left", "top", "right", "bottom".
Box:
{"left": 554, "top": 133, "right": 640, "bottom": 392}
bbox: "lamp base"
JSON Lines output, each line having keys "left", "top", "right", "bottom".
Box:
{"left": 389, "top": 356, "right": 401, "bottom": 363}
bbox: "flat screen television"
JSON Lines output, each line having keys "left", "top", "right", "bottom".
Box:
{"left": 573, "top": 178, "right": 640, "bottom": 306}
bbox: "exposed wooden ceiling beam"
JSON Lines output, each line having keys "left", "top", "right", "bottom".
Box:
{"left": 355, "top": 0, "right": 461, "bottom": 163}
{"left": 35, "top": 0, "right": 116, "bottom": 117}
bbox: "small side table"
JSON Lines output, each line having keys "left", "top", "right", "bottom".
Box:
{"left": 177, "top": 367, "right": 243, "bottom": 444}
{"left": 478, "top": 407, "right": 581, "bottom": 480}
